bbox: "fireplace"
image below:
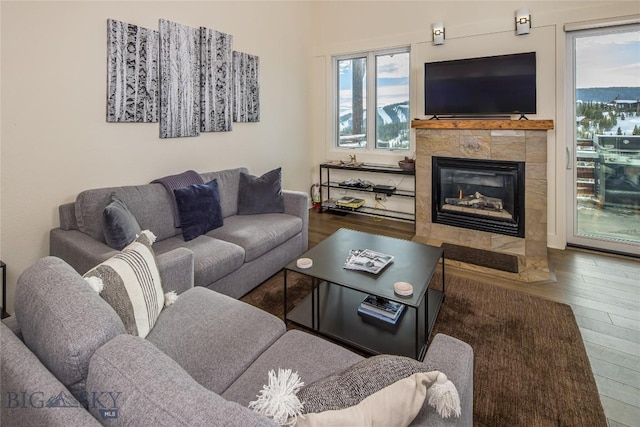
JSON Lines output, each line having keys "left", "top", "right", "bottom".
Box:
{"left": 412, "top": 120, "right": 554, "bottom": 283}
{"left": 432, "top": 157, "right": 525, "bottom": 238}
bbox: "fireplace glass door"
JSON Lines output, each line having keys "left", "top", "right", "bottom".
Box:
{"left": 432, "top": 157, "right": 525, "bottom": 237}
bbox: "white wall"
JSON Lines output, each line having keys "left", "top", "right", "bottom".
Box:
{"left": 309, "top": 0, "right": 640, "bottom": 251}
{"left": 0, "top": 1, "right": 313, "bottom": 312}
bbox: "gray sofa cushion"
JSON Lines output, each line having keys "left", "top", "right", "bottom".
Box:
{"left": 87, "top": 334, "right": 276, "bottom": 426}
{"left": 415, "top": 333, "right": 474, "bottom": 427}
{"left": 146, "top": 287, "right": 286, "bottom": 394}
{"left": 75, "top": 185, "right": 179, "bottom": 243}
{"left": 153, "top": 235, "right": 245, "bottom": 287}
{"left": 222, "top": 330, "right": 364, "bottom": 406}
{"left": 112, "top": 185, "right": 179, "bottom": 241}
{"left": 75, "top": 186, "right": 120, "bottom": 242}
{"left": 208, "top": 214, "right": 302, "bottom": 262}
{"left": 14, "top": 257, "right": 126, "bottom": 401}
{"left": 1, "top": 323, "right": 102, "bottom": 426}
{"left": 200, "top": 167, "right": 248, "bottom": 219}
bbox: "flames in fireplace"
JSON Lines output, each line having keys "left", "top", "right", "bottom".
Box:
{"left": 432, "top": 157, "right": 525, "bottom": 238}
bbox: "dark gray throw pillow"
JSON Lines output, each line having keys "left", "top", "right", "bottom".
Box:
{"left": 103, "top": 195, "right": 142, "bottom": 250}
{"left": 297, "top": 354, "right": 435, "bottom": 414}
{"left": 174, "top": 179, "right": 223, "bottom": 241}
{"left": 237, "top": 167, "right": 285, "bottom": 215}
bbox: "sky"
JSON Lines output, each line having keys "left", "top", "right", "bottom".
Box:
{"left": 338, "top": 52, "right": 409, "bottom": 115}
{"left": 576, "top": 28, "right": 640, "bottom": 89}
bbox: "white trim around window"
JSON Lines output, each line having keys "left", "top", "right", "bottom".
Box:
{"left": 331, "top": 46, "right": 411, "bottom": 155}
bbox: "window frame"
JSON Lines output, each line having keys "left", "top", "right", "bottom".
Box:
{"left": 564, "top": 22, "right": 640, "bottom": 254}
{"left": 332, "top": 46, "right": 411, "bottom": 153}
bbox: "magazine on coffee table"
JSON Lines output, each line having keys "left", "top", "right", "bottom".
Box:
{"left": 344, "top": 249, "right": 394, "bottom": 274}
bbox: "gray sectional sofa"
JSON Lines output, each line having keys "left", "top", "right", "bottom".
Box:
{"left": 49, "top": 167, "right": 309, "bottom": 298}
{"left": 1, "top": 255, "right": 474, "bottom": 426}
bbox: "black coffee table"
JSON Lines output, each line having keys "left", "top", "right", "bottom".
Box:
{"left": 284, "top": 228, "right": 444, "bottom": 360}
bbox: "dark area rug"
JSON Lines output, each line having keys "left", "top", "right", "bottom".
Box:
{"left": 241, "top": 272, "right": 607, "bottom": 427}
{"left": 442, "top": 243, "right": 520, "bottom": 273}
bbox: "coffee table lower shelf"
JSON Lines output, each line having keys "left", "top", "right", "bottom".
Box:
{"left": 285, "top": 281, "right": 443, "bottom": 360}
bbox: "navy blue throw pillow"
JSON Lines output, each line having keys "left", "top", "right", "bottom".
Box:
{"left": 174, "top": 179, "right": 223, "bottom": 241}
{"left": 237, "top": 168, "right": 285, "bottom": 215}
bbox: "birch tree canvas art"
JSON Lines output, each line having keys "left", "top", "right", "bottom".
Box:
{"left": 107, "top": 19, "right": 158, "bottom": 123}
{"left": 159, "top": 19, "right": 200, "bottom": 138}
{"left": 233, "top": 51, "right": 260, "bottom": 123}
{"left": 201, "top": 28, "right": 233, "bottom": 132}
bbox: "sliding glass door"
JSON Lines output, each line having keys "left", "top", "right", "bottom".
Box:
{"left": 567, "top": 25, "right": 640, "bottom": 255}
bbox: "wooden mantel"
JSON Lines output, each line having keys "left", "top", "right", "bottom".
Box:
{"left": 411, "top": 119, "right": 554, "bottom": 130}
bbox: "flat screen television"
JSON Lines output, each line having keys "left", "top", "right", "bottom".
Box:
{"left": 424, "top": 52, "right": 536, "bottom": 117}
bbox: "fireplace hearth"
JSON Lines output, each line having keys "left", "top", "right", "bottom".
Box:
{"left": 432, "top": 157, "right": 525, "bottom": 238}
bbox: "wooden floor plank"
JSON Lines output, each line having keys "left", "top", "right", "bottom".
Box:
{"left": 555, "top": 270, "right": 640, "bottom": 296}
{"left": 576, "top": 315, "right": 640, "bottom": 344}
{"left": 571, "top": 304, "right": 614, "bottom": 324}
{"left": 599, "top": 395, "right": 640, "bottom": 427}
{"left": 549, "top": 248, "right": 599, "bottom": 265}
{"left": 584, "top": 341, "right": 640, "bottom": 373}
{"left": 582, "top": 273, "right": 640, "bottom": 290}
{"left": 594, "top": 375, "right": 640, "bottom": 408}
{"left": 580, "top": 328, "right": 640, "bottom": 357}
{"left": 610, "top": 314, "right": 640, "bottom": 331}
{"left": 552, "top": 259, "right": 633, "bottom": 280}
{"left": 553, "top": 281, "right": 640, "bottom": 312}
{"left": 590, "top": 357, "right": 640, "bottom": 390}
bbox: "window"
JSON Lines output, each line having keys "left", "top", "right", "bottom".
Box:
{"left": 335, "top": 47, "right": 410, "bottom": 151}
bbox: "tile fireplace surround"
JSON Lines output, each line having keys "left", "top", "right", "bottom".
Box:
{"left": 411, "top": 119, "right": 555, "bottom": 283}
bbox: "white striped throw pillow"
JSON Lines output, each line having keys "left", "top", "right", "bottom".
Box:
{"left": 84, "top": 230, "right": 164, "bottom": 338}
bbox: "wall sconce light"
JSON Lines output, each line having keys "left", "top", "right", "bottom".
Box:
{"left": 432, "top": 21, "right": 445, "bottom": 45}
{"left": 515, "top": 8, "right": 531, "bottom": 35}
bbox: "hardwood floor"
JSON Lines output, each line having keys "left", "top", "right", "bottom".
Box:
{"left": 308, "top": 210, "right": 640, "bottom": 427}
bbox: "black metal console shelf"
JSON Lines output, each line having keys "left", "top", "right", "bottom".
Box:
{"left": 319, "top": 162, "right": 416, "bottom": 225}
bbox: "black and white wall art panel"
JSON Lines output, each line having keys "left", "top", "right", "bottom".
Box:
{"left": 232, "top": 51, "right": 260, "bottom": 123}
{"left": 200, "top": 28, "right": 233, "bottom": 132}
{"left": 106, "top": 19, "right": 159, "bottom": 123}
{"left": 159, "top": 19, "right": 201, "bottom": 138}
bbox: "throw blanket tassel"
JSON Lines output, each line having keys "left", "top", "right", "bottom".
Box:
{"left": 139, "top": 229, "right": 157, "bottom": 244}
{"left": 249, "top": 368, "right": 305, "bottom": 426}
{"left": 164, "top": 291, "right": 178, "bottom": 307}
{"left": 426, "top": 372, "right": 461, "bottom": 418}
{"left": 85, "top": 276, "right": 104, "bottom": 294}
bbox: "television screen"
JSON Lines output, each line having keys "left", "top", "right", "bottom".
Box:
{"left": 424, "top": 52, "right": 536, "bottom": 116}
